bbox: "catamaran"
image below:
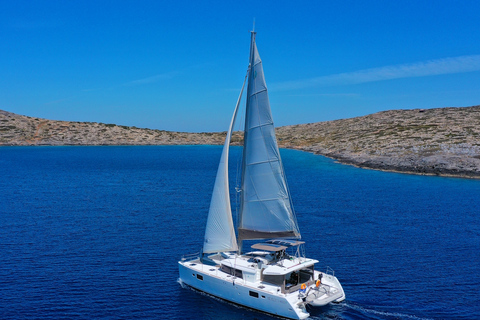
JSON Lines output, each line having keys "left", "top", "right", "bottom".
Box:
{"left": 178, "top": 30, "right": 345, "bottom": 320}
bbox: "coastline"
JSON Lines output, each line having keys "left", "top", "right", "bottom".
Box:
{"left": 309, "top": 150, "right": 480, "bottom": 179}
{"left": 2, "top": 106, "right": 480, "bottom": 179}
{"left": 285, "top": 145, "right": 480, "bottom": 179}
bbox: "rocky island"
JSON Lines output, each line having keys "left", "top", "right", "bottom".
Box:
{"left": 2, "top": 106, "right": 480, "bottom": 178}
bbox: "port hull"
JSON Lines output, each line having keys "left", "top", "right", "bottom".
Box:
{"left": 178, "top": 260, "right": 310, "bottom": 320}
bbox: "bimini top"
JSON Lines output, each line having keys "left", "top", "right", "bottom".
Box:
{"left": 266, "top": 239, "right": 305, "bottom": 247}
{"left": 251, "top": 240, "right": 306, "bottom": 252}
{"left": 251, "top": 243, "right": 288, "bottom": 252}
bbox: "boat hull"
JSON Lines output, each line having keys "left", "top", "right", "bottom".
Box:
{"left": 178, "top": 260, "right": 310, "bottom": 320}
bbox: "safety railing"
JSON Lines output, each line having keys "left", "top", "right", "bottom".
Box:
{"left": 181, "top": 252, "right": 200, "bottom": 262}
{"left": 325, "top": 266, "right": 335, "bottom": 277}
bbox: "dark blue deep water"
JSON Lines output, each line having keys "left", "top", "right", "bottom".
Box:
{"left": 1, "top": 146, "right": 479, "bottom": 320}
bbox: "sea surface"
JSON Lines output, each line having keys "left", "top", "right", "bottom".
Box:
{"left": 1, "top": 146, "right": 479, "bottom": 320}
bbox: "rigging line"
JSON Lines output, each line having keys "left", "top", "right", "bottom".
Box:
{"left": 282, "top": 156, "right": 300, "bottom": 235}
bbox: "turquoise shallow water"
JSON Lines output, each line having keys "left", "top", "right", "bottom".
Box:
{"left": 1, "top": 146, "right": 479, "bottom": 319}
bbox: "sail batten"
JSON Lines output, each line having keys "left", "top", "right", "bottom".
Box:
{"left": 250, "top": 88, "right": 267, "bottom": 96}
{"left": 245, "top": 158, "right": 279, "bottom": 166}
{"left": 240, "top": 197, "right": 289, "bottom": 202}
{"left": 246, "top": 122, "right": 273, "bottom": 131}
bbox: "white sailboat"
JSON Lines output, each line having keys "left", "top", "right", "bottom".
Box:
{"left": 178, "top": 30, "right": 345, "bottom": 320}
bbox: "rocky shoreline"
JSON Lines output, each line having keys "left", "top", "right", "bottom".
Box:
{"left": 276, "top": 106, "right": 480, "bottom": 178}
{"left": 2, "top": 106, "right": 480, "bottom": 178}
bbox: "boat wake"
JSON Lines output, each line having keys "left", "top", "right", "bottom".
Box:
{"left": 181, "top": 275, "right": 433, "bottom": 320}
{"left": 177, "top": 278, "right": 185, "bottom": 288}
{"left": 308, "top": 301, "right": 435, "bottom": 320}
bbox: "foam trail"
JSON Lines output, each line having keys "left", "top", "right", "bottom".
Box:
{"left": 343, "top": 302, "right": 434, "bottom": 320}
{"left": 179, "top": 278, "right": 433, "bottom": 320}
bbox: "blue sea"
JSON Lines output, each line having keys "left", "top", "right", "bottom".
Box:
{"left": 1, "top": 146, "right": 479, "bottom": 320}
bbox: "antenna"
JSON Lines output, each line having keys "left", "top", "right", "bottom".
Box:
{"left": 252, "top": 18, "right": 255, "bottom": 32}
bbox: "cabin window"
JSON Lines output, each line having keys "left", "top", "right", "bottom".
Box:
{"left": 299, "top": 267, "right": 314, "bottom": 283}
{"left": 196, "top": 274, "right": 203, "bottom": 281}
{"left": 220, "top": 265, "right": 232, "bottom": 275}
{"left": 263, "top": 274, "right": 284, "bottom": 286}
{"left": 234, "top": 269, "right": 243, "bottom": 279}
{"left": 249, "top": 291, "right": 259, "bottom": 298}
{"left": 220, "top": 265, "right": 243, "bottom": 279}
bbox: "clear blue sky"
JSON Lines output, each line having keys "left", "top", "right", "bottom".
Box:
{"left": 2, "top": 1, "right": 480, "bottom": 132}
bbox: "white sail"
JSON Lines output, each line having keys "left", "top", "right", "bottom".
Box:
{"left": 202, "top": 73, "right": 247, "bottom": 254}
{"left": 238, "top": 32, "right": 301, "bottom": 241}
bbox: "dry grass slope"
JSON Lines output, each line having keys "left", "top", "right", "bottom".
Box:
{"left": 0, "top": 110, "right": 226, "bottom": 146}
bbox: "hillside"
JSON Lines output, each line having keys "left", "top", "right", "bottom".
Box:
{"left": 277, "top": 106, "right": 480, "bottom": 178}
{"left": 2, "top": 106, "right": 480, "bottom": 178}
{"left": 0, "top": 110, "right": 229, "bottom": 146}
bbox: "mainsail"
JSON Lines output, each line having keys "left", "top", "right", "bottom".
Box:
{"left": 203, "top": 31, "right": 300, "bottom": 253}
{"left": 238, "top": 32, "right": 301, "bottom": 242}
{"left": 202, "top": 72, "right": 247, "bottom": 254}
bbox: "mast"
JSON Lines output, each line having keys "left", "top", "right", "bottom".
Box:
{"left": 238, "top": 30, "right": 256, "bottom": 253}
